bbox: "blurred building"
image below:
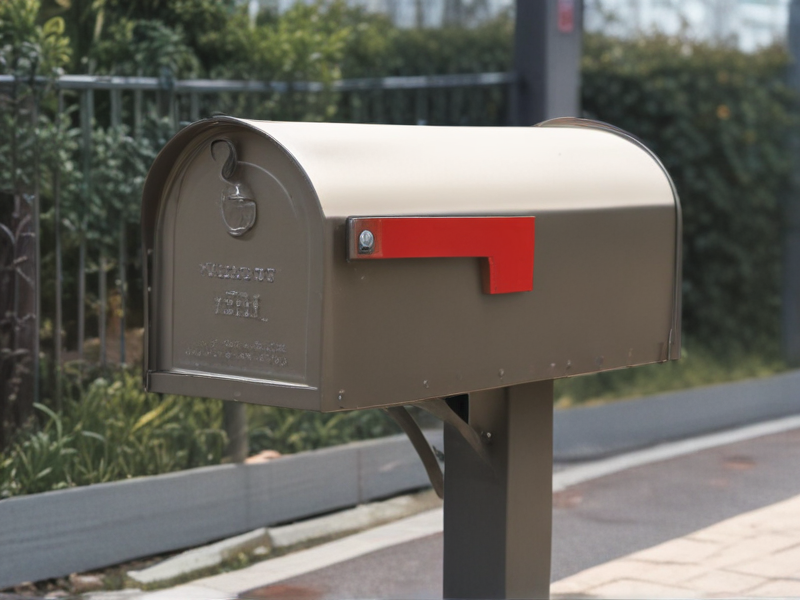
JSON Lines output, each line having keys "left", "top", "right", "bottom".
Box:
{"left": 248, "top": 0, "right": 788, "bottom": 51}
{"left": 585, "top": 0, "right": 789, "bottom": 51}
{"left": 251, "top": 0, "right": 512, "bottom": 27}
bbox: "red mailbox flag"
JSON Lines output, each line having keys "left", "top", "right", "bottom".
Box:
{"left": 348, "top": 216, "right": 535, "bottom": 295}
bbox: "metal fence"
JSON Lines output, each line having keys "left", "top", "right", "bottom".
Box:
{"left": 1, "top": 70, "right": 514, "bottom": 125}
{"left": 0, "top": 71, "right": 514, "bottom": 438}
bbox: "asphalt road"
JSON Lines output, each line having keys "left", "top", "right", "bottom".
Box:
{"left": 241, "top": 426, "right": 800, "bottom": 599}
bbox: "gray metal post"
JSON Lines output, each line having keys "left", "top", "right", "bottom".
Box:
{"left": 54, "top": 91, "right": 63, "bottom": 410}
{"left": 512, "top": 0, "right": 582, "bottom": 125}
{"left": 32, "top": 90, "right": 41, "bottom": 405}
{"left": 110, "top": 89, "right": 126, "bottom": 365}
{"left": 99, "top": 252, "right": 107, "bottom": 367}
{"left": 784, "top": 0, "right": 800, "bottom": 365}
{"left": 134, "top": 87, "right": 143, "bottom": 138}
{"left": 159, "top": 68, "right": 176, "bottom": 130}
{"left": 110, "top": 88, "right": 122, "bottom": 130}
{"left": 443, "top": 381, "right": 554, "bottom": 599}
{"left": 78, "top": 89, "right": 93, "bottom": 360}
{"left": 223, "top": 401, "right": 248, "bottom": 463}
{"left": 190, "top": 92, "right": 200, "bottom": 122}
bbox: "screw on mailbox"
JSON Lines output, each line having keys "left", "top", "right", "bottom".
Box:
{"left": 358, "top": 229, "right": 375, "bottom": 254}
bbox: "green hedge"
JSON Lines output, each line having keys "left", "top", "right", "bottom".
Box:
{"left": 0, "top": 367, "right": 399, "bottom": 498}
{"left": 347, "top": 27, "right": 795, "bottom": 355}
{"left": 582, "top": 34, "right": 795, "bottom": 355}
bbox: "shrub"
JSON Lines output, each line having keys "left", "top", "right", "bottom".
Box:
{"left": 582, "top": 34, "right": 796, "bottom": 355}
{"left": 0, "top": 367, "right": 399, "bottom": 498}
{"left": 0, "top": 369, "right": 227, "bottom": 498}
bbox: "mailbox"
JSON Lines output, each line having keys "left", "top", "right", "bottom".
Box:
{"left": 142, "top": 116, "right": 681, "bottom": 599}
{"left": 142, "top": 116, "right": 681, "bottom": 411}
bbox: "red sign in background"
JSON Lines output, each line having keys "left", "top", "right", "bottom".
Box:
{"left": 559, "top": 0, "right": 575, "bottom": 33}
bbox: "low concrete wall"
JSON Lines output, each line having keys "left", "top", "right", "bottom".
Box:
{"left": 0, "top": 431, "right": 442, "bottom": 589}
{"left": 554, "top": 370, "right": 800, "bottom": 462}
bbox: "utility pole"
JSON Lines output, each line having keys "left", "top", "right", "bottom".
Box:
{"left": 511, "top": 0, "right": 583, "bottom": 125}
{"left": 784, "top": 0, "right": 800, "bottom": 365}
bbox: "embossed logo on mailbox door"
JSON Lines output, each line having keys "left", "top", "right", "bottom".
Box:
{"left": 212, "top": 138, "right": 257, "bottom": 237}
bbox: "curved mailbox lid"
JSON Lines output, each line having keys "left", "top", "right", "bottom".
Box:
{"left": 239, "top": 119, "right": 676, "bottom": 218}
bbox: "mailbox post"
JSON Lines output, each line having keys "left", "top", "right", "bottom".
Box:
{"left": 443, "top": 383, "right": 554, "bottom": 599}
{"left": 142, "top": 117, "right": 681, "bottom": 599}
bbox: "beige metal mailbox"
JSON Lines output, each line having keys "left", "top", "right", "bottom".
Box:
{"left": 142, "top": 117, "right": 681, "bottom": 411}
{"left": 141, "top": 116, "right": 681, "bottom": 600}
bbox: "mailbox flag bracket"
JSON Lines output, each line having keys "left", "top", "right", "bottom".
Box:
{"left": 347, "top": 216, "right": 535, "bottom": 294}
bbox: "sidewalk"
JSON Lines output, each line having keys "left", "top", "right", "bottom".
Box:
{"left": 82, "top": 416, "right": 800, "bottom": 600}
{"left": 88, "top": 510, "right": 445, "bottom": 600}
{"left": 90, "top": 492, "right": 800, "bottom": 599}
{"left": 551, "top": 492, "right": 800, "bottom": 598}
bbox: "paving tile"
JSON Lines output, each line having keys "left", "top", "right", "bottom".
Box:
{"left": 703, "top": 534, "right": 799, "bottom": 570}
{"left": 623, "top": 562, "right": 708, "bottom": 586}
{"left": 703, "top": 497, "right": 800, "bottom": 537}
{"left": 768, "top": 513, "right": 800, "bottom": 531}
{"left": 687, "top": 527, "right": 753, "bottom": 546}
{"left": 550, "top": 559, "right": 652, "bottom": 590}
{"left": 746, "top": 578, "right": 800, "bottom": 597}
{"left": 550, "top": 494, "right": 800, "bottom": 599}
{"left": 683, "top": 569, "right": 766, "bottom": 595}
{"left": 549, "top": 579, "right": 595, "bottom": 596}
{"left": 588, "top": 579, "right": 697, "bottom": 598}
{"left": 730, "top": 542, "right": 800, "bottom": 579}
{"left": 632, "top": 538, "right": 719, "bottom": 565}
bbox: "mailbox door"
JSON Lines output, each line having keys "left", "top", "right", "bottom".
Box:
{"left": 146, "top": 125, "right": 324, "bottom": 408}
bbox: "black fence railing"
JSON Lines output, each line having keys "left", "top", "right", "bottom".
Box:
{"left": 0, "top": 71, "right": 514, "bottom": 440}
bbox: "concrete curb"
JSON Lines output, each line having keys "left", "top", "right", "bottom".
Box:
{"left": 127, "top": 529, "right": 270, "bottom": 586}
{"left": 126, "top": 490, "right": 442, "bottom": 588}
{"left": 109, "top": 509, "right": 445, "bottom": 600}
{"left": 0, "top": 430, "right": 442, "bottom": 589}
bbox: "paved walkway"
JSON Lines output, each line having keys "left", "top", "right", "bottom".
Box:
{"left": 113, "top": 511, "right": 444, "bottom": 600}
{"left": 551, "top": 493, "right": 800, "bottom": 598}
{"left": 84, "top": 418, "right": 800, "bottom": 600}
{"left": 99, "top": 492, "right": 800, "bottom": 599}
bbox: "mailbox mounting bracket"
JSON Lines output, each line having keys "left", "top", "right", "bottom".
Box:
{"left": 385, "top": 396, "right": 493, "bottom": 499}
{"left": 417, "top": 397, "right": 492, "bottom": 465}
{"left": 384, "top": 406, "right": 444, "bottom": 499}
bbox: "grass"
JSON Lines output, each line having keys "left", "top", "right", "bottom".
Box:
{"left": 554, "top": 346, "right": 788, "bottom": 408}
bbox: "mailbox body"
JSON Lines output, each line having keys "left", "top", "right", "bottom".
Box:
{"left": 142, "top": 117, "right": 681, "bottom": 411}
